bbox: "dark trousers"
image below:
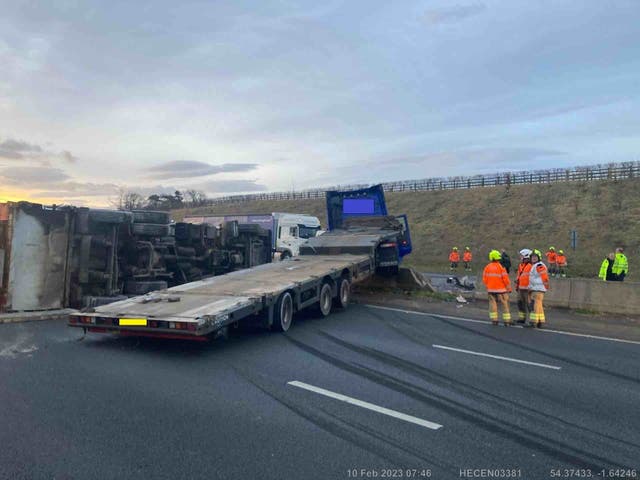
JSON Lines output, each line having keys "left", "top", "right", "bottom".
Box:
{"left": 517, "top": 289, "right": 530, "bottom": 323}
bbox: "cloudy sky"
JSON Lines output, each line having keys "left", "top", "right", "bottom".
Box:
{"left": 1, "top": 0, "right": 639, "bottom": 206}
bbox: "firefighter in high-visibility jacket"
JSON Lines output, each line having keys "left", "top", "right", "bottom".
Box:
{"left": 463, "top": 247, "right": 473, "bottom": 271}
{"left": 449, "top": 247, "right": 460, "bottom": 272}
{"left": 556, "top": 250, "right": 568, "bottom": 278}
{"left": 528, "top": 250, "right": 550, "bottom": 328}
{"left": 515, "top": 249, "right": 533, "bottom": 324}
{"left": 482, "top": 250, "right": 512, "bottom": 326}
{"left": 546, "top": 247, "right": 558, "bottom": 277}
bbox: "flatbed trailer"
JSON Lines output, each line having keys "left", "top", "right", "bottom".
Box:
{"left": 68, "top": 254, "right": 372, "bottom": 340}
{"left": 68, "top": 184, "right": 411, "bottom": 341}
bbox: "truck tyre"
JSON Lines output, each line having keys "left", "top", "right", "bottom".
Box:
{"left": 317, "top": 282, "right": 333, "bottom": 317}
{"left": 132, "top": 223, "right": 171, "bottom": 237}
{"left": 336, "top": 277, "right": 350, "bottom": 309}
{"left": 272, "top": 292, "right": 293, "bottom": 332}
{"left": 131, "top": 210, "right": 171, "bottom": 225}
{"left": 88, "top": 209, "right": 132, "bottom": 224}
{"left": 280, "top": 251, "right": 291, "bottom": 261}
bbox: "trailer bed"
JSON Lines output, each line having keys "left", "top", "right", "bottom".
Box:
{"left": 69, "top": 254, "right": 372, "bottom": 339}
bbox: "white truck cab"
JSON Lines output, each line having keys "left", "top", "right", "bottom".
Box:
{"left": 273, "top": 212, "right": 322, "bottom": 259}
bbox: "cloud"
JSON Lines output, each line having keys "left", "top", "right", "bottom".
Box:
{"left": 0, "top": 166, "right": 70, "bottom": 184}
{"left": 0, "top": 137, "right": 79, "bottom": 164}
{"left": 423, "top": 3, "right": 486, "bottom": 26}
{"left": 29, "top": 181, "right": 121, "bottom": 197}
{"left": 379, "top": 147, "right": 565, "bottom": 168}
{"left": 192, "top": 179, "right": 267, "bottom": 194}
{"left": 0, "top": 138, "right": 43, "bottom": 159}
{"left": 146, "top": 160, "right": 258, "bottom": 179}
{"left": 60, "top": 150, "right": 77, "bottom": 163}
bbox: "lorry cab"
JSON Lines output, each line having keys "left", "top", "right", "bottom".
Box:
{"left": 273, "top": 212, "right": 322, "bottom": 259}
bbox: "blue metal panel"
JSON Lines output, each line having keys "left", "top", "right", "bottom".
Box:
{"left": 325, "top": 185, "right": 388, "bottom": 230}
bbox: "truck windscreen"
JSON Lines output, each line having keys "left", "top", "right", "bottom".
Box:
{"left": 298, "top": 225, "right": 320, "bottom": 238}
{"left": 343, "top": 198, "right": 375, "bottom": 214}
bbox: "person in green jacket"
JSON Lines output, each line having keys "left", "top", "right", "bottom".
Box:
{"left": 598, "top": 253, "right": 615, "bottom": 281}
{"left": 612, "top": 247, "right": 629, "bottom": 281}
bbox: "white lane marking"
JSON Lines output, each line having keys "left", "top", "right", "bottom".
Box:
{"left": 432, "top": 344, "right": 561, "bottom": 370}
{"left": 287, "top": 380, "right": 442, "bottom": 430}
{"left": 364, "top": 304, "right": 640, "bottom": 346}
{"left": 535, "top": 327, "right": 640, "bottom": 345}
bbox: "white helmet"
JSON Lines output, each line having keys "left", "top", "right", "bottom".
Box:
{"left": 519, "top": 248, "right": 532, "bottom": 258}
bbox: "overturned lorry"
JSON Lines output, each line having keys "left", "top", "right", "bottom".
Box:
{"left": 68, "top": 185, "right": 412, "bottom": 340}
{"left": 0, "top": 203, "right": 271, "bottom": 312}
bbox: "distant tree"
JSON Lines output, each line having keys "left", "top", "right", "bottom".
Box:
{"left": 142, "top": 190, "right": 208, "bottom": 210}
{"left": 174, "top": 190, "right": 183, "bottom": 206}
{"left": 111, "top": 188, "right": 145, "bottom": 210}
{"left": 146, "top": 194, "right": 161, "bottom": 210}
{"left": 185, "top": 189, "right": 207, "bottom": 207}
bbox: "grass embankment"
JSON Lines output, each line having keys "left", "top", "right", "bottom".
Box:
{"left": 173, "top": 179, "right": 640, "bottom": 280}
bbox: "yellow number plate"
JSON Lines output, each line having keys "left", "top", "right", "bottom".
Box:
{"left": 119, "top": 318, "right": 147, "bottom": 326}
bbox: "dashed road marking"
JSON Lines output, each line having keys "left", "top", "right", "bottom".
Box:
{"left": 364, "top": 304, "right": 640, "bottom": 345}
{"left": 432, "top": 344, "right": 562, "bottom": 370}
{"left": 287, "top": 380, "right": 443, "bottom": 430}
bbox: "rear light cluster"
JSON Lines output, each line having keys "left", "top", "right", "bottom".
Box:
{"left": 72, "top": 316, "right": 118, "bottom": 326}
{"left": 149, "top": 320, "right": 196, "bottom": 332}
{"left": 380, "top": 242, "right": 397, "bottom": 248}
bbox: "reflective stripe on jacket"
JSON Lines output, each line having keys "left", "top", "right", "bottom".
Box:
{"left": 612, "top": 253, "right": 628, "bottom": 275}
{"left": 516, "top": 262, "right": 532, "bottom": 289}
{"left": 449, "top": 252, "right": 460, "bottom": 262}
{"left": 483, "top": 261, "right": 511, "bottom": 293}
{"left": 529, "top": 262, "right": 549, "bottom": 292}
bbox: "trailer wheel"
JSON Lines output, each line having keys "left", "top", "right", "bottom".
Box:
{"left": 280, "top": 251, "right": 291, "bottom": 261}
{"left": 272, "top": 292, "right": 294, "bottom": 332}
{"left": 336, "top": 277, "right": 350, "bottom": 309}
{"left": 318, "top": 282, "right": 333, "bottom": 317}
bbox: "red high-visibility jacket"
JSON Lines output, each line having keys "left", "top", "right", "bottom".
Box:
{"left": 556, "top": 254, "right": 567, "bottom": 266}
{"left": 546, "top": 251, "right": 557, "bottom": 264}
{"left": 463, "top": 251, "right": 472, "bottom": 262}
{"left": 483, "top": 261, "right": 511, "bottom": 293}
{"left": 449, "top": 251, "right": 460, "bottom": 262}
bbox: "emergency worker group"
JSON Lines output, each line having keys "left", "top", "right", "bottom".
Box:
{"left": 446, "top": 244, "right": 629, "bottom": 328}
{"left": 482, "top": 248, "right": 549, "bottom": 328}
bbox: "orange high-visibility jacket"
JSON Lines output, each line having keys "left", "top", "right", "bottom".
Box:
{"left": 463, "top": 251, "right": 472, "bottom": 262}
{"left": 449, "top": 251, "right": 460, "bottom": 262}
{"left": 556, "top": 254, "right": 567, "bottom": 266}
{"left": 483, "top": 261, "right": 511, "bottom": 293}
{"left": 516, "top": 262, "right": 532, "bottom": 289}
{"left": 546, "top": 251, "right": 557, "bottom": 264}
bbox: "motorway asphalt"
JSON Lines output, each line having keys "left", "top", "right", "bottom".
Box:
{"left": 1, "top": 305, "right": 639, "bottom": 480}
